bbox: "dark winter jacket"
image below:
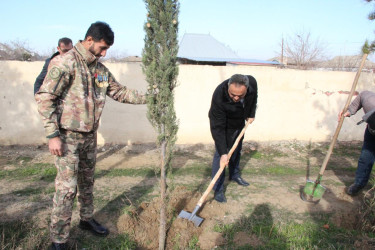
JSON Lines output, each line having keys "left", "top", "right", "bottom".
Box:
{"left": 208, "top": 75, "right": 258, "bottom": 156}
{"left": 33, "top": 52, "right": 60, "bottom": 94}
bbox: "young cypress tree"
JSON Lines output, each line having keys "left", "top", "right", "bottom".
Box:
{"left": 142, "top": 0, "right": 179, "bottom": 249}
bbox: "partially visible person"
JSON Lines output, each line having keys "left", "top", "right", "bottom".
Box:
{"left": 35, "top": 22, "right": 146, "bottom": 250}
{"left": 33, "top": 37, "right": 73, "bottom": 94}
{"left": 339, "top": 90, "right": 375, "bottom": 196}
{"left": 208, "top": 74, "right": 258, "bottom": 203}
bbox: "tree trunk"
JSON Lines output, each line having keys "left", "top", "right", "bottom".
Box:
{"left": 159, "top": 135, "right": 167, "bottom": 250}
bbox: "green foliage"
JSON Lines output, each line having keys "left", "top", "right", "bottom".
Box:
{"left": 366, "top": 0, "right": 375, "bottom": 20}
{"left": 142, "top": 0, "right": 179, "bottom": 171}
{"left": 362, "top": 40, "right": 375, "bottom": 55}
{"left": 364, "top": 1, "right": 375, "bottom": 54}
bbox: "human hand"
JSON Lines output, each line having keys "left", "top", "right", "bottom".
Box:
{"left": 220, "top": 154, "right": 229, "bottom": 167}
{"left": 48, "top": 137, "right": 63, "bottom": 156}
{"left": 338, "top": 110, "right": 350, "bottom": 122}
{"left": 246, "top": 118, "right": 255, "bottom": 124}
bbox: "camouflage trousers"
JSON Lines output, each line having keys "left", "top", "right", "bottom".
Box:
{"left": 50, "top": 129, "right": 97, "bottom": 243}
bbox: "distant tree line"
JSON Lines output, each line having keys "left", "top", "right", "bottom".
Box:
{"left": 0, "top": 40, "right": 46, "bottom": 61}
{"left": 275, "top": 29, "right": 375, "bottom": 71}
{"left": 0, "top": 40, "right": 137, "bottom": 62}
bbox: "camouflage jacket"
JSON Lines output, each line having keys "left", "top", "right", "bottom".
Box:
{"left": 35, "top": 42, "right": 146, "bottom": 138}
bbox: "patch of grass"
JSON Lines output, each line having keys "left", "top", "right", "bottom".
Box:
{"left": 242, "top": 149, "right": 288, "bottom": 163}
{"left": 77, "top": 233, "right": 137, "bottom": 249}
{"left": 334, "top": 144, "right": 362, "bottom": 157}
{"left": 326, "top": 163, "right": 357, "bottom": 173}
{"left": 213, "top": 203, "right": 362, "bottom": 249}
{"left": 0, "top": 219, "right": 49, "bottom": 249}
{"left": 310, "top": 148, "right": 324, "bottom": 156}
{"left": 96, "top": 185, "right": 155, "bottom": 215}
{"left": 172, "top": 233, "right": 182, "bottom": 249}
{"left": 243, "top": 165, "right": 304, "bottom": 176}
{"left": 14, "top": 156, "right": 33, "bottom": 164}
{"left": 0, "top": 162, "right": 56, "bottom": 181}
{"left": 121, "top": 204, "right": 138, "bottom": 217}
{"left": 0, "top": 155, "right": 8, "bottom": 163}
{"left": 96, "top": 167, "right": 157, "bottom": 178}
{"left": 187, "top": 235, "right": 200, "bottom": 249}
{"left": 0, "top": 170, "right": 5, "bottom": 179}
{"left": 13, "top": 187, "right": 44, "bottom": 196}
{"left": 173, "top": 150, "right": 207, "bottom": 160}
{"left": 172, "top": 163, "right": 211, "bottom": 177}
{"left": 45, "top": 186, "right": 56, "bottom": 194}
{"left": 248, "top": 151, "right": 263, "bottom": 159}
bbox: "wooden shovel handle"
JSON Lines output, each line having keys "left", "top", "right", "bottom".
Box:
{"left": 318, "top": 53, "right": 368, "bottom": 176}
{"left": 197, "top": 119, "right": 252, "bottom": 206}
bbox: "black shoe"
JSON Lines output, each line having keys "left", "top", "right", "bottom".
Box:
{"left": 79, "top": 219, "right": 109, "bottom": 237}
{"left": 50, "top": 242, "right": 67, "bottom": 250}
{"left": 346, "top": 183, "right": 364, "bottom": 196}
{"left": 214, "top": 190, "right": 227, "bottom": 203}
{"left": 232, "top": 177, "right": 250, "bottom": 186}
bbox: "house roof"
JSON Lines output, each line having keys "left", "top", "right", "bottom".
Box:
{"left": 178, "top": 33, "right": 239, "bottom": 60}
{"left": 178, "top": 33, "right": 279, "bottom": 65}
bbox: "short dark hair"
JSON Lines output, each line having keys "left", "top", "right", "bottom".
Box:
{"left": 85, "top": 21, "right": 114, "bottom": 46}
{"left": 228, "top": 74, "right": 249, "bottom": 88}
{"left": 58, "top": 37, "right": 72, "bottom": 47}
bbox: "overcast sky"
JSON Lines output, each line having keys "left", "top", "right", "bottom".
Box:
{"left": 1, "top": 0, "right": 375, "bottom": 60}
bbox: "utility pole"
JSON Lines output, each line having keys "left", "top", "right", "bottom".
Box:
{"left": 281, "top": 35, "right": 284, "bottom": 64}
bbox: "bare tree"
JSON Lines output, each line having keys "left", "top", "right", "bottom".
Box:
{"left": 104, "top": 48, "right": 130, "bottom": 62}
{"left": 284, "top": 30, "right": 326, "bottom": 69}
{"left": 0, "top": 39, "right": 42, "bottom": 61}
{"left": 327, "top": 55, "right": 362, "bottom": 71}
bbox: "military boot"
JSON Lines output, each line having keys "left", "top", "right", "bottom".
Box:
{"left": 79, "top": 218, "right": 109, "bottom": 236}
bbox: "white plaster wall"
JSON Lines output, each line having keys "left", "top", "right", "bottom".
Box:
{"left": 0, "top": 61, "right": 155, "bottom": 145}
{"left": 0, "top": 61, "right": 374, "bottom": 145}
{"left": 175, "top": 65, "right": 375, "bottom": 143}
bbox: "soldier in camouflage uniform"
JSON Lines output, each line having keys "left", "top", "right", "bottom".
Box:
{"left": 35, "top": 21, "right": 146, "bottom": 250}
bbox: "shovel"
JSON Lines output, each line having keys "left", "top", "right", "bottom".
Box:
{"left": 301, "top": 53, "right": 368, "bottom": 203}
{"left": 178, "top": 119, "right": 252, "bottom": 226}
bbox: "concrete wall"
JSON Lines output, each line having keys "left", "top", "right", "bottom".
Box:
{"left": 0, "top": 61, "right": 374, "bottom": 145}
{"left": 0, "top": 61, "right": 154, "bottom": 145}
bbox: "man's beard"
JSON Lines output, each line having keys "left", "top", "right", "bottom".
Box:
{"left": 89, "top": 44, "right": 101, "bottom": 58}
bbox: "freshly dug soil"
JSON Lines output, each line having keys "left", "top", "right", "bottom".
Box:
{"left": 117, "top": 186, "right": 229, "bottom": 249}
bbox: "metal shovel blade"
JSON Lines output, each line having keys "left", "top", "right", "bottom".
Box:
{"left": 300, "top": 180, "right": 326, "bottom": 203}
{"left": 178, "top": 206, "right": 204, "bottom": 227}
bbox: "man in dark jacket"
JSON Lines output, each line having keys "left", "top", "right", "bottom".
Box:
{"left": 209, "top": 74, "right": 258, "bottom": 202}
{"left": 33, "top": 37, "right": 73, "bottom": 94}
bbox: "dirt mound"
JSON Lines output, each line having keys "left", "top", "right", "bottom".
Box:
{"left": 117, "top": 186, "right": 227, "bottom": 249}
{"left": 329, "top": 209, "right": 359, "bottom": 229}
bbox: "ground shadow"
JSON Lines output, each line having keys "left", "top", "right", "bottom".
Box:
{"left": 214, "top": 203, "right": 287, "bottom": 249}
{"left": 301, "top": 140, "right": 367, "bottom": 243}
